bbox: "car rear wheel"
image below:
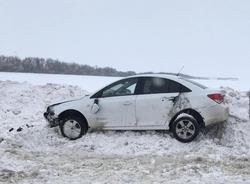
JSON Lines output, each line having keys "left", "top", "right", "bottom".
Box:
{"left": 59, "top": 116, "right": 88, "bottom": 140}
{"left": 172, "top": 116, "right": 199, "bottom": 143}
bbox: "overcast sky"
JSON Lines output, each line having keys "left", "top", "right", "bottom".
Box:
{"left": 0, "top": 0, "right": 250, "bottom": 78}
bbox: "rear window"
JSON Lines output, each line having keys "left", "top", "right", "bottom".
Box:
{"left": 180, "top": 78, "right": 207, "bottom": 89}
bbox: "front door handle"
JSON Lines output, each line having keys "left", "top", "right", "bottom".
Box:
{"left": 123, "top": 101, "right": 132, "bottom": 106}
{"left": 161, "top": 97, "right": 168, "bottom": 101}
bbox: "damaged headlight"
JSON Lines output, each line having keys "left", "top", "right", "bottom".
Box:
{"left": 48, "top": 106, "right": 55, "bottom": 116}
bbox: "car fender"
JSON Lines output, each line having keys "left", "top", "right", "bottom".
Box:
{"left": 52, "top": 97, "right": 94, "bottom": 123}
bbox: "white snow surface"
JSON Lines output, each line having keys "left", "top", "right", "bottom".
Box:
{"left": 0, "top": 80, "right": 250, "bottom": 183}
{"left": 0, "top": 72, "right": 119, "bottom": 93}
{"left": 0, "top": 72, "right": 249, "bottom": 92}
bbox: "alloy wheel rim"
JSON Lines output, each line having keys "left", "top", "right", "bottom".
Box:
{"left": 63, "top": 119, "right": 81, "bottom": 139}
{"left": 176, "top": 120, "right": 195, "bottom": 140}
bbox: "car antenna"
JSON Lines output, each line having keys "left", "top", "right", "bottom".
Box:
{"left": 177, "top": 66, "right": 184, "bottom": 76}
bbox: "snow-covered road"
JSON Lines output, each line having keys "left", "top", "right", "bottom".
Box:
{"left": 0, "top": 81, "right": 250, "bottom": 183}
{"left": 2, "top": 148, "right": 250, "bottom": 184}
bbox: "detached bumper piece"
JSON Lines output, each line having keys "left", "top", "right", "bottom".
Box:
{"left": 44, "top": 110, "right": 59, "bottom": 128}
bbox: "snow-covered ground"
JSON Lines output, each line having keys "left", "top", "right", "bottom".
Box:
{"left": 0, "top": 73, "right": 250, "bottom": 183}
{"left": 0, "top": 72, "right": 249, "bottom": 92}
{"left": 0, "top": 72, "right": 119, "bottom": 93}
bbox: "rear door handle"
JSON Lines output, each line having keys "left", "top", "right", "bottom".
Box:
{"left": 161, "top": 96, "right": 176, "bottom": 102}
{"left": 168, "top": 96, "right": 176, "bottom": 102}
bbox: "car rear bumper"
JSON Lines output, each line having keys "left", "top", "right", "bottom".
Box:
{"left": 200, "top": 104, "right": 229, "bottom": 126}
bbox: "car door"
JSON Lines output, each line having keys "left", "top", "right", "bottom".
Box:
{"left": 136, "top": 77, "right": 185, "bottom": 127}
{"left": 91, "top": 77, "right": 138, "bottom": 128}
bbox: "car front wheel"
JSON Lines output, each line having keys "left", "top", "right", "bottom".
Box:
{"left": 59, "top": 116, "right": 88, "bottom": 140}
{"left": 172, "top": 116, "right": 200, "bottom": 143}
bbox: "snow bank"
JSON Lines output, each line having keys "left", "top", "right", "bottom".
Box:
{"left": 0, "top": 72, "right": 119, "bottom": 92}
{"left": 219, "top": 88, "right": 250, "bottom": 148}
{"left": 0, "top": 81, "right": 250, "bottom": 183}
{"left": 0, "top": 72, "right": 248, "bottom": 92}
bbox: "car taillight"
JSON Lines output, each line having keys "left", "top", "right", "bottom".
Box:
{"left": 207, "top": 93, "right": 224, "bottom": 104}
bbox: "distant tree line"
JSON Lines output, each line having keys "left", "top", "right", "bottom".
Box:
{"left": 0, "top": 56, "right": 136, "bottom": 77}
{"left": 0, "top": 55, "right": 237, "bottom": 80}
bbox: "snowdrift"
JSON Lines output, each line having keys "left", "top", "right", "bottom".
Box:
{"left": 0, "top": 81, "right": 250, "bottom": 183}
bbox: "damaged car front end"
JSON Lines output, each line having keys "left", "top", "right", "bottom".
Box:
{"left": 44, "top": 105, "right": 60, "bottom": 127}
{"left": 43, "top": 97, "right": 89, "bottom": 128}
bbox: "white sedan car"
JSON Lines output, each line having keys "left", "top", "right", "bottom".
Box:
{"left": 44, "top": 74, "right": 228, "bottom": 143}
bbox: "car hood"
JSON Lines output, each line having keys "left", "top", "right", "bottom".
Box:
{"left": 48, "top": 94, "right": 90, "bottom": 109}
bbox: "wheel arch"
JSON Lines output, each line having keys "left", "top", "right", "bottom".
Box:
{"left": 169, "top": 108, "right": 205, "bottom": 131}
{"left": 58, "top": 109, "right": 89, "bottom": 127}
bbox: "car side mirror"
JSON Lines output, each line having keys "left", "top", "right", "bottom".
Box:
{"left": 91, "top": 99, "right": 100, "bottom": 114}
{"left": 94, "top": 98, "right": 99, "bottom": 105}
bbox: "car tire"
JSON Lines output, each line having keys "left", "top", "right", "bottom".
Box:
{"left": 59, "top": 116, "right": 88, "bottom": 140}
{"left": 172, "top": 116, "right": 199, "bottom": 143}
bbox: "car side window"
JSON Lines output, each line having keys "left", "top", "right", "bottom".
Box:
{"left": 168, "top": 79, "right": 190, "bottom": 93}
{"left": 143, "top": 77, "right": 168, "bottom": 94}
{"left": 141, "top": 77, "right": 190, "bottom": 94}
{"left": 101, "top": 78, "right": 138, "bottom": 97}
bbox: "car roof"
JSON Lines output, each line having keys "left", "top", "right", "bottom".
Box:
{"left": 126, "top": 73, "right": 181, "bottom": 80}
{"left": 91, "top": 73, "right": 207, "bottom": 97}
{"left": 125, "top": 74, "right": 207, "bottom": 91}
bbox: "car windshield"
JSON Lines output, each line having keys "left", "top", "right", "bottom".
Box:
{"left": 180, "top": 78, "right": 207, "bottom": 89}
